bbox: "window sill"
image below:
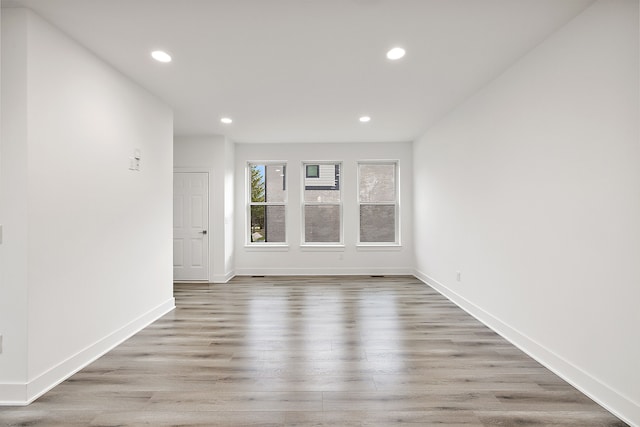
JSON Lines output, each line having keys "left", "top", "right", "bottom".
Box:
{"left": 356, "top": 244, "right": 402, "bottom": 251}
{"left": 244, "top": 244, "right": 290, "bottom": 252}
{"left": 300, "top": 245, "right": 345, "bottom": 252}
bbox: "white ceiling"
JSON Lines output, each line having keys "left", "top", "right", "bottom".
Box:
{"left": 3, "top": 0, "right": 594, "bottom": 143}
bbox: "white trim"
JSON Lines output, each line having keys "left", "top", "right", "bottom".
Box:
{"left": 299, "top": 245, "right": 345, "bottom": 251}
{"left": 413, "top": 270, "right": 639, "bottom": 427}
{"left": 244, "top": 244, "right": 289, "bottom": 251}
{"left": 356, "top": 244, "right": 402, "bottom": 251}
{"left": 173, "top": 167, "right": 213, "bottom": 173}
{"left": 173, "top": 280, "right": 208, "bottom": 283}
{"left": 235, "top": 267, "right": 413, "bottom": 276}
{"left": 0, "top": 384, "right": 28, "bottom": 406}
{"left": 0, "top": 298, "right": 175, "bottom": 406}
{"left": 211, "top": 271, "right": 236, "bottom": 283}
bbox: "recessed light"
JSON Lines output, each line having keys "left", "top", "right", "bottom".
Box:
{"left": 220, "top": 117, "right": 233, "bottom": 124}
{"left": 151, "top": 50, "right": 172, "bottom": 63}
{"left": 359, "top": 116, "right": 371, "bottom": 123}
{"left": 386, "top": 47, "right": 405, "bottom": 60}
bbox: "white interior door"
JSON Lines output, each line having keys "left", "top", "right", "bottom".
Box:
{"left": 173, "top": 172, "right": 209, "bottom": 281}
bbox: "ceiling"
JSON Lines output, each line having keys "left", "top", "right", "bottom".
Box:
{"left": 3, "top": 0, "right": 594, "bottom": 143}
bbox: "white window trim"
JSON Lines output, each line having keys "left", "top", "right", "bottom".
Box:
{"left": 356, "top": 160, "right": 401, "bottom": 247}
{"left": 244, "top": 244, "right": 290, "bottom": 251}
{"left": 356, "top": 244, "right": 402, "bottom": 251}
{"left": 301, "top": 161, "right": 344, "bottom": 247}
{"left": 246, "top": 161, "right": 289, "bottom": 247}
{"left": 300, "top": 245, "right": 345, "bottom": 252}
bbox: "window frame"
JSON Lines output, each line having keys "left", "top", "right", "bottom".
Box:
{"left": 301, "top": 161, "right": 344, "bottom": 247}
{"left": 356, "top": 160, "right": 400, "bottom": 247}
{"left": 246, "top": 161, "right": 288, "bottom": 247}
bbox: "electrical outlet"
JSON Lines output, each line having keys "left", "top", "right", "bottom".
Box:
{"left": 456, "top": 271, "right": 461, "bottom": 282}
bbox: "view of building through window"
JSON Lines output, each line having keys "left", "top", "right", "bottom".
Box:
{"left": 358, "top": 162, "right": 398, "bottom": 243}
{"left": 247, "top": 161, "right": 398, "bottom": 245}
{"left": 249, "top": 163, "right": 286, "bottom": 243}
{"left": 303, "top": 163, "right": 341, "bottom": 243}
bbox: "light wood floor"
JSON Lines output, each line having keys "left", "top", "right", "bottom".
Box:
{"left": 0, "top": 276, "right": 627, "bottom": 426}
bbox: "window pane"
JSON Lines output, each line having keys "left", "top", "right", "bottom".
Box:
{"left": 250, "top": 164, "right": 286, "bottom": 203}
{"left": 251, "top": 205, "right": 285, "bottom": 242}
{"left": 265, "top": 164, "right": 286, "bottom": 203}
{"left": 304, "top": 205, "right": 340, "bottom": 242}
{"left": 306, "top": 164, "right": 319, "bottom": 178}
{"left": 304, "top": 163, "right": 340, "bottom": 202}
{"left": 360, "top": 205, "right": 395, "bottom": 242}
{"left": 250, "top": 165, "right": 265, "bottom": 203}
{"left": 359, "top": 164, "right": 395, "bottom": 202}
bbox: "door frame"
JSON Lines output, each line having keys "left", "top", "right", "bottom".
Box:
{"left": 174, "top": 167, "right": 214, "bottom": 282}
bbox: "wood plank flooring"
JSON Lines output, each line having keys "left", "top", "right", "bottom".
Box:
{"left": 0, "top": 276, "right": 627, "bottom": 426}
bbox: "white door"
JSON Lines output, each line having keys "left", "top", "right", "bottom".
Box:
{"left": 173, "top": 172, "right": 209, "bottom": 281}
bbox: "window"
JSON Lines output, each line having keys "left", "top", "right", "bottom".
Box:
{"left": 305, "top": 164, "right": 319, "bottom": 178}
{"left": 358, "top": 162, "right": 398, "bottom": 244}
{"left": 248, "top": 163, "right": 286, "bottom": 244}
{"left": 302, "top": 162, "right": 342, "bottom": 244}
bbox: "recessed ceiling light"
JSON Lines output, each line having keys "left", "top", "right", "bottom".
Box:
{"left": 220, "top": 117, "right": 233, "bottom": 124}
{"left": 386, "top": 47, "right": 406, "bottom": 60}
{"left": 359, "top": 116, "right": 371, "bottom": 123}
{"left": 151, "top": 50, "right": 172, "bottom": 63}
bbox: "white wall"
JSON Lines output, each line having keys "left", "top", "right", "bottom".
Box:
{"left": 234, "top": 142, "right": 414, "bottom": 275}
{"left": 1, "top": 8, "right": 174, "bottom": 404}
{"left": 224, "top": 137, "right": 235, "bottom": 276}
{"left": 174, "top": 135, "right": 235, "bottom": 282}
{"left": 0, "top": 8, "right": 33, "bottom": 399}
{"left": 413, "top": 1, "right": 639, "bottom": 424}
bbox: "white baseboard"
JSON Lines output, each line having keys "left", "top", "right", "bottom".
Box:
{"left": 212, "top": 270, "right": 236, "bottom": 283}
{"left": 0, "top": 298, "right": 175, "bottom": 406}
{"left": 173, "top": 280, "right": 208, "bottom": 283}
{"left": 413, "top": 270, "right": 639, "bottom": 427}
{"left": 0, "top": 383, "right": 29, "bottom": 406}
{"left": 234, "top": 267, "right": 414, "bottom": 276}
{"left": 176, "top": 271, "right": 235, "bottom": 284}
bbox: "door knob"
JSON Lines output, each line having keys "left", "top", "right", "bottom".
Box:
{"left": 199, "top": 230, "right": 208, "bottom": 235}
